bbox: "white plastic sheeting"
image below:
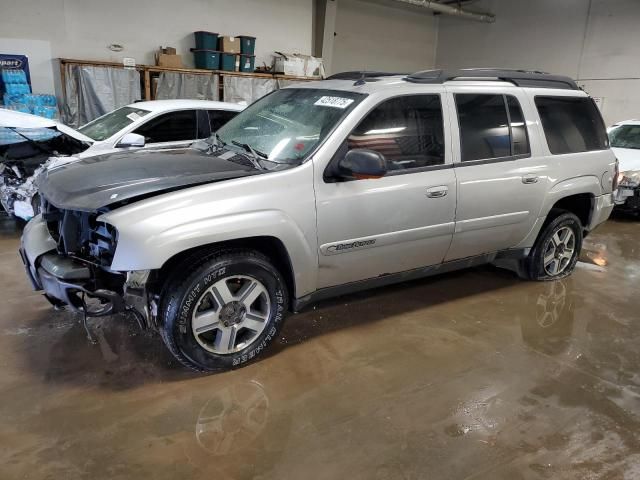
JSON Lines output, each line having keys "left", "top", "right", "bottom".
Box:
{"left": 276, "top": 79, "right": 305, "bottom": 89}
{"left": 62, "top": 64, "right": 141, "bottom": 127}
{"left": 222, "top": 76, "right": 277, "bottom": 105}
{"left": 155, "top": 72, "right": 219, "bottom": 101}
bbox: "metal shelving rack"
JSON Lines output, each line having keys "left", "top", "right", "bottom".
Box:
{"left": 58, "top": 58, "right": 315, "bottom": 105}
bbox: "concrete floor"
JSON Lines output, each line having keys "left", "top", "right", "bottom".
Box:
{"left": 1, "top": 214, "right": 639, "bottom": 480}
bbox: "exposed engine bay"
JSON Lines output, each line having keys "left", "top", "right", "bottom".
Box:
{"left": 0, "top": 127, "right": 88, "bottom": 220}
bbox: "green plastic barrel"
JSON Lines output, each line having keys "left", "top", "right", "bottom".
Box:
{"left": 239, "top": 54, "right": 255, "bottom": 72}
{"left": 238, "top": 36, "right": 256, "bottom": 55}
{"left": 220, "top": 53, "right": 237, "bottom": 71}
{"left": 192, "top": 49, "right": 220, "bottom": 70}
{"left": 194, "top": 31, "right": 219, "bottom": 50}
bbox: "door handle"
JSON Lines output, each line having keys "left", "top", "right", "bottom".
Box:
{"left": 522, "top": 174, "right": 539, "bottom": 184}
{"left": 426, "top": 186, "right": 448, "bottom": 198}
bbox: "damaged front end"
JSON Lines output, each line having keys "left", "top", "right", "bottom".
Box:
{"left": 1, "top": 158, "right": 50, "bottom": 220}
{"left": 0, "top": 121, "right": 89, "bottom": 220}
{"left": 20, "top": 198, "right": 158, "bottom": 330}
{"left": 614, "top": 172, "right": 640, "bottom": 214}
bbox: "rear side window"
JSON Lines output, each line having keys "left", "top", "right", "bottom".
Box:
{"left": 133, "top": 110, "right": 197, "bottom": 143}
{"left": 535, "top": 96, "right": 608, "bottom": 154}
{"left": 347, "top": 94, "right": 445, "bottom": 171}
{"left": 456, "top": 94, "right": 530, "bottom": 162}
{"left": 208, "top": 110, "right": 238, "bottom": 133}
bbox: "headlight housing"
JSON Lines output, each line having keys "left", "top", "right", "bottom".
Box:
{"left": 618, "top": 170, "right": 640, "bottom": 188}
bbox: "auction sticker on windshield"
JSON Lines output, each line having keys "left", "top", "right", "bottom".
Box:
{"left": 314, "top": 96, "right": 355, "bottom": 109}
{"left": 126, "top": 112, "right": 142, "bottom": 121}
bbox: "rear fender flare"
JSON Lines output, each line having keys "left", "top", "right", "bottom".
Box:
{"left": 539, "top": 175, "right": 601, "bottom": 218}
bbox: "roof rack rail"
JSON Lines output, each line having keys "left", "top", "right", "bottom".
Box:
{"left": 404, "top": 68, "right": 579, "bottom": 90}
{"left": 325, "top": 71, "right": 407, "bottom": 81}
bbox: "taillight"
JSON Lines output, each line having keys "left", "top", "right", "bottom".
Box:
{"left": 613, "top": 158, "right": 620, "bottom": 191}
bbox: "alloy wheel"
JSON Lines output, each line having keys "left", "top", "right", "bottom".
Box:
{"left": 543, "top": 226, "right": 576, "bottom": 276}
{"left": 191, "top": 275, "right": 271, "bottom": 354}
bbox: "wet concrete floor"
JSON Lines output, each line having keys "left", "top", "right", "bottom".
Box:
{"left": 1, "top": 213, "right": 640, "bottom": 479}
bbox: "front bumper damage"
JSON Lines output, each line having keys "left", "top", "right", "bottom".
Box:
{"left": 613, "top": 186, "right": 640, "bottom": 213}
{"left": 20, "top": 214, "right": 154, "bottom": 327}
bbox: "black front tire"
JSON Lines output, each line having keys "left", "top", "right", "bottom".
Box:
{"left": 523, "top": 211, "right": 583, "bottom": 281}
{"left": 159, "top": 249, "right": 289, "bottom": 372}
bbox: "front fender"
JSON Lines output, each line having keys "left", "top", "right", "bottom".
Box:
{"left": 102, "top": 208, "right": 317, "bottom": 297}
{"left": 99, "top": 163, "right": 318, "bottom": 296}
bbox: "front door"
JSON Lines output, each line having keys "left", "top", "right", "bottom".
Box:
{"left": 131, "top": 109, "right": 204, "bottom": 149}
{"left": 314, "top": 94, "right": 458, "bottom": 289}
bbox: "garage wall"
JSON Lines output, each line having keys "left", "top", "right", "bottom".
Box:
{"left": 435, "top": 0, "right": 640, "bottom": 125}
{"left": 0, "top": 0, "right": 313, "bottom": 94}
{"left": 331, "top": 0, "right": 438, "bottom": 75}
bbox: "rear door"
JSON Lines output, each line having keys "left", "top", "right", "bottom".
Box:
{"left": 314, "top": 93, "right": 458, "bottom": 288}
{"left": 444, "top": 87, "right": 547, "bottom": 261}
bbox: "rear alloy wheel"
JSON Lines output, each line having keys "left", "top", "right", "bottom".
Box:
{"left": 524, "top": 211, "right": 583, "bottom": 281}
{"left": 160, "top": 249, "right": 288, "bottom": 372}
{"left": 542, "top": 226, "right": 576, "bottom": 276}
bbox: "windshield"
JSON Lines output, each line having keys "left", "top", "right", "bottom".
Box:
{"left": 215, "top": 88, "right": 365, "bottom": 164}
{"left": 609, "top": 124, "right": 640, "bottom": 150}
{"left": 78, "top": 106, "right": 151, "bottom": 141}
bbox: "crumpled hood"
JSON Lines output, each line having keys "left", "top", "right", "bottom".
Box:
{"left": 36, "top": 148, "right": 262, "bottom": 212}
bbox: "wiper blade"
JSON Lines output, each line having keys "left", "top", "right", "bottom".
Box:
{"left": 230, "top": 140, "right": 268, "bottom": 170}
{"left": 229, "top": 140, "right": 299, "bottom": 167}
{"left": 231, "top": 140, "right": 268, "bottom": 159}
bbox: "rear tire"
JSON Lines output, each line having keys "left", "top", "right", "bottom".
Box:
{"left": 523, "top": 211, "right": 583, "bottom": 281}
{"left": 159, "top": 249, "right": 288, "bottom": 372}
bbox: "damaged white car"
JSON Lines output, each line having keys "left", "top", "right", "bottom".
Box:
{"left": 0, "top": 109, "right": 91, "bottom": 220}
{"left": 609, "top": 120, "right": 640, "bottom": 214}
{"left": 1, "top": 100, "right": 243, "bottom": 220}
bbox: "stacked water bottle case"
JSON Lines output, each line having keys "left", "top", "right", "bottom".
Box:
{"left": 1, "top": 69, "right": 58, "bottom": 119}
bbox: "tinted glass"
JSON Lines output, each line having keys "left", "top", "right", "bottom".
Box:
{"left": 535, "top": 96, "right": 608, "bottom": 154}
{"left": 133, "top": 110, "right": 197, "bottom": 143}
{"left": 609, "top": 124, "right": 640, "bottom": 150}
{"left": 79, "top": 106, "right": 150, "bottom": 141}
{"left": 208, "top": 110, "right": 238, "bottom": 133}
{"left": 347, "top": 95, "right": 445, "bottom": 171}
{"left": 507, "top": 96, "right": 530, "bottom": 156}
{"left": 456, "top": 94, "right": 511, "bottom": 161}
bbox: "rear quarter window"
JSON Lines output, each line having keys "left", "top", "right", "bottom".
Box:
{"left": 535, "top": 96, "right": 608, "bottom": 155}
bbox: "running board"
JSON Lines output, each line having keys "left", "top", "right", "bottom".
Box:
{"left": 292, "top": 252, "right": 509, "bottom": 313}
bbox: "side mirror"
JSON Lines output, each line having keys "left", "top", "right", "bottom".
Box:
{"left": 116, "top": 133, "right": 145, "bottom": 148}
{"left": 338, "top": 149, "right": 387, "bottom": 180}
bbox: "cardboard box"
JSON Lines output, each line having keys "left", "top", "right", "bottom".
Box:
{"left": 274, "top": 55, "right": 304, "bottom": 76}
{"left": 219, "top": 36, "right": 241, "bottom": 53}
{"left": 163, "top": 47, "right": 176, "bottom": 55}
{"left": 273, "top": 53, "right": 324, "bottom": 78}
{"left": 156, "top": 53, "right": 183, "bottom": 68}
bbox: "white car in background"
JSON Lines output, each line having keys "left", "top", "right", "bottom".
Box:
{"left": 74, "top": 99, "right": 243, "bottom": 157}
{"left": 0, "top": 100, "right": 243, "bottom": 220}
{"left": 609, "top": 120, "right": 640, "bottom": 214}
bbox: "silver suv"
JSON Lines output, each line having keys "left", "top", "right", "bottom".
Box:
{"left": 20, "top": 69, "right": 617, "bottom": 372}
